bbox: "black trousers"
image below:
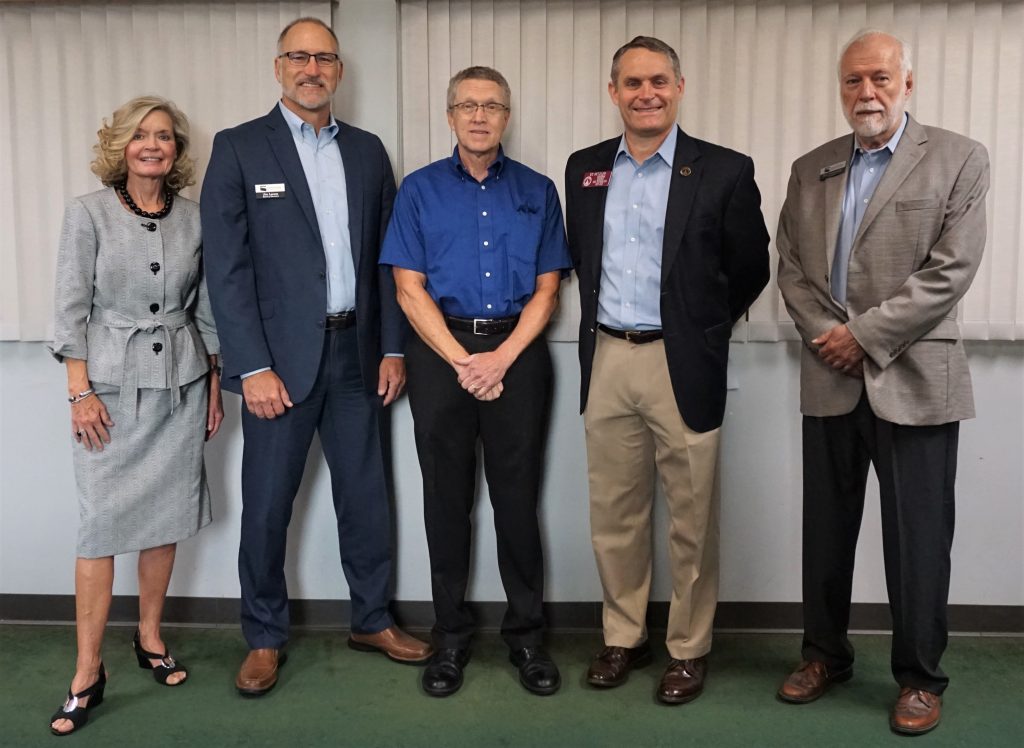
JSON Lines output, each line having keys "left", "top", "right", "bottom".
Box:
{"left": 405, "top": 329, "right": 552, "bottom": 650}
{"left": 801, "top": 393, "right": 958, "bottom": 694}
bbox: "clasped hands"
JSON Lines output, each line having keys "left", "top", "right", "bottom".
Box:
{"left": 453, "top": 350, "right": 511, "bottom": 401}
{"left": 812, "top": 323, "right": 865, "bottom": 378}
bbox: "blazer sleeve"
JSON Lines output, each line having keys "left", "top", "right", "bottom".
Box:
{"left": 192, "top": 254, "right": 220, "bottom": 356}
{"left": 776, "top": 164, "right": 846, "bottom": 344}
{"left": 200, "top": 130, "right": 272, "bottom": 379}
{"left": 376, "top": 144, "right": 408, "bottom": 355}
{"left": 846, "top": 141, "right": 990, "bottom": 369}
{"left": 722, "top": 156, "right": 771, "bottom": 322}
{"left": 49, "top": 198, "right": 97, "bottom": 363}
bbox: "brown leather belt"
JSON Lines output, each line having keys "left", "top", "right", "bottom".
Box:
{"left": 598, "top": 323, "right": 663, "bottom": 344}
{"left": 325, "top": 311, "right": 356, "bottom": 330}
{"left": 445, "top": 314, "right": 520, "bottom": 335}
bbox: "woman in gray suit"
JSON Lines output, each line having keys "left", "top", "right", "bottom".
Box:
{"left": 48, "top": 96, "right": 222, "bottom": 736}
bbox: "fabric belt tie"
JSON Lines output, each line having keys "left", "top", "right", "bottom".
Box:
{"left": 444, "top": 314, "right": 520, "bottom": 335}
{"left": 89, "top": 306, "right": 191, "bottom": 419}
{"left": 597, "top": 323, "right": 663, "bottom": 344}
{"left": 325, "top": 311, "right": 357, "bottom": 330}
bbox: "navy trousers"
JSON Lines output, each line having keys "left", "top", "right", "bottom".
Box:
{"left": 238, "top": 326, "right": 394, "bottom": 649}
{"left": 801, "top": 393, "right": 959, "bottom": 694}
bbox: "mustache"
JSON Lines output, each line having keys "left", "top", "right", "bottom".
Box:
{"left": 297, "top": 76, "right": 324, "bottom": 86}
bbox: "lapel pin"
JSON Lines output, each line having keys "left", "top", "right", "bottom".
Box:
{"left": 679, "top": 166, "right": 692, "bottom": 177}
{"left": 819, "top": 161, "right": 847, "bottom": 180}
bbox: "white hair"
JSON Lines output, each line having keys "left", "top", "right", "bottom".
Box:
{"left": 838, "top": 29, "right": 913, "bottom": 79}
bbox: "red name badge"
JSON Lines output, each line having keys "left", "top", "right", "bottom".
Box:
{"left": 582, "top": 171, "right": 611, "bottom": 188}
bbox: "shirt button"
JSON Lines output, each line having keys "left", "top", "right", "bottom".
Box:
{"left": 633, "top": 204, "right": 639, "bottom": 209}
{"left": 481, "top": 185, "right": 486, "bottom": 190}
{"left": 485, "top": 272, "right": 491, "bottom": 277}
{"left": 486, "top": 304, "right": 492, "bottom": 309}
{"left": 626, "top": 269, "right": 632, "bottom": 275}
{"left": 482, "top": 211, "right": 488, "bottom": 216}
{"left": 150, "top": 303, "right": 159, "bottom": 313}
{"left": 630, "top": 237, "right": 637, "bottom": 242}
{"left": 483, "top": 241, "right": 489, "bottom": 247}
{"left": 863, "top": 198, "right": 869, "bottom": 204}
{"left": 869, "top": 167, "right": 875, "bottom": 173}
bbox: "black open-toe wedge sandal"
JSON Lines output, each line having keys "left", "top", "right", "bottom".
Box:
{"left": 132, "top": 630, "right": 188, "bottom": 686}
{"left": 49, "top": 665, "right": 106, "bottom": 736}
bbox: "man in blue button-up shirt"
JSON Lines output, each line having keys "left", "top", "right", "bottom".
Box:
{"left": 381, "top": 65, "right": 571, "bottom": 699}
{"left": 565, "top": 37, "right": 770, "bottom": 706}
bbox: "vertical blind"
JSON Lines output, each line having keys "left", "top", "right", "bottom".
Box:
{"left": 0, "top": 0, "right": 332, "bottom": 340}
{"left": 397, "top": 0, "right": 1024, "bottom": 342}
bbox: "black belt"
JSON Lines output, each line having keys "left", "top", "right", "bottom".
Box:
{"left": 598, "top": 323, "right": 663, "bottom": 344}
{"left": 445, "top": 314, "right": 520, "bottom": 335}
{"left": 325, "top": 311, "right": 356, "bottom": 330}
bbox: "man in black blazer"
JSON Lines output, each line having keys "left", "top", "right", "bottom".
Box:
{"left": 201, "top": 17, "right": 430, "bottom": 696}
{"left": 564, "top": 36, "right": 769, "bottom": 705}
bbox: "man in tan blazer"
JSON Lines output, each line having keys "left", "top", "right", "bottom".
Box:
{"left": 775, "top": 30, "right": 989, "bottom": 736}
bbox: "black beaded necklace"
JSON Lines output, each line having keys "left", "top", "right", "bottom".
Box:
{"left": 117, "top": 181, "right": 173, "bottom": 219}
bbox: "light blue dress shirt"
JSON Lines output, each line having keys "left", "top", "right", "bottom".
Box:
{"left": 831, "top": 113, "right": 908, "bottom": 306}
{"left": 598, "top": 127, "right": 677, "bottom": 330}
{"left": 278, "top": 102, "right": 355, "bottom": 314}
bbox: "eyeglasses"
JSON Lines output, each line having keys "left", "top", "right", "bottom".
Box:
{"left": 278, "top": 51, "right": 341, "bottom": 67}
{"left": 449, "top": 101, "right": 510, "bottom": 117}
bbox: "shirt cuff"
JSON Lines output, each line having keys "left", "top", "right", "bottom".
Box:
{"left": 383, "top": 353, "right": 404, "bottom": 358}
{"left": 241, "top": 367, "right": 271, "bottom": 379}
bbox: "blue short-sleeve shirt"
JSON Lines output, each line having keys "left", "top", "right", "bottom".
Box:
{"left": 380, "top": 146, "right": 571, "bottom": 319}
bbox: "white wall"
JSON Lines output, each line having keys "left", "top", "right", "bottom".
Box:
{"left": 2, "top": 340, "right": 1021, "bottom": 606}
{"left": 1, "top": 1, "right": 1021, "bottom": 609}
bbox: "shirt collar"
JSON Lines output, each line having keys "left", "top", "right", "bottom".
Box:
{"left": 278, "top": 101, "right": 338, "bottom": 139}
{"left": 450, "top": 145, "right": 506, "bottom": 179}
{"left": 853, "top": 112, "right": 908, "bottom": 157}
{"left": 615, "top": 125, "right": 678, "bottom": 167}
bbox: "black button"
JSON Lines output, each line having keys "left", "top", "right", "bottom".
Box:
{"left": 150, "top": 262, "right": 161, "bottom": 274}
{"left": 150, "top": 303, "right": 160, "bottom": 313}
{"left": 318, "top": 271, "right": 326, "bottom": 279}
{"left": 152, "top": 342, "right": 163, "bottom": 354}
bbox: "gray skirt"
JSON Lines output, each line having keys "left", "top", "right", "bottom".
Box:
{"left": 73, "top": 378, "right": 212, "bottom": 558}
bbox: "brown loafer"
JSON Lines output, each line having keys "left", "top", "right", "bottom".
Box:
{"left": 236, "top": 648, "right": 285, "bottom": 696}
{"left": 348, "top": 625, "right": 433, "bottom": 664}
{"left": 586, "top": 642, "right": 653, "bottom": 688}
{"left": 777, "top": 660, "right": 853, "bottom": 703}
{"left": 890, "top": 688, "right": 942, "bottom": 735}
{"left": 657, "top": 656, "right": 708, "bottom": 705}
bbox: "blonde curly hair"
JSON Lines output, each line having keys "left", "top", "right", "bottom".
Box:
{"left": 90, "top": 95, "right": 195, "bottom": 192}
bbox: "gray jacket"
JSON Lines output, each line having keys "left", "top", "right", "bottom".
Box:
{"left": 50, "top": 188, "right": 219, "bottom": 416}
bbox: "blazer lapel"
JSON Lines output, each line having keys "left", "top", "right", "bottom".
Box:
{"left": 336, "top": 122, "right": 364, "bottom": 277}
{"left": 853, "top": 115, "right": 927, "bottom": 248}
{"left": 823, "top": 137, "right": 852, "bottom": 276}
{"left": 581, "top": 139, "right": 620, "bottom": 292}
{"left": 265, "top": 106, "right": 320, "bottom": 239}
{"left": 661, "top": 127, "right": 702, "bottom": 285}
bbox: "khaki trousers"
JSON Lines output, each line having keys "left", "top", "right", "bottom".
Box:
{"left": 584, "top": 331, "right": 721, "bottom": 659}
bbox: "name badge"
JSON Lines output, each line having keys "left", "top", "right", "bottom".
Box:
{"left": 818, "top": 161, "right": 847, "bottom": 181}
{"left": 255, "top": 183, "right": 286, "bottom": 198}
{"left": 582, "top": 171, "right": 611, "bottom": 188}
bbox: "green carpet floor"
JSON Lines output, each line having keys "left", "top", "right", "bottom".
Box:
{"left": 2, "top": 625, "right": 1021, "bottom": 747}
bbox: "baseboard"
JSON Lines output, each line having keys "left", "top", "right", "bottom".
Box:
{"left": 1, "top": 595, "right": 1020, "bottom": 633}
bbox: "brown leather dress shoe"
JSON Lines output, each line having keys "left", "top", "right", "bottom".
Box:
{"left": 236, "top": 648, "right": 284, "bottom": 696}
{"left": 890, "top": 688, "right": 942, "bottom": 735}
{"left": 586, "top": 642, "right": 653, "bottom": 688}
{"left": 657, "top": 656, "right": 708, "bottom": 705}
{"left": 777, "top": 660, "right": 853, "bottom": 703}
{"left": 348, "top": 625, "right": 433, "bottom": 664}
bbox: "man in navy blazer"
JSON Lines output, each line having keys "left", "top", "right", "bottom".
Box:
{"left": 564, "top": 36, "right": 769, "bottom": 705}
{"left": 201, "top": 17, "right": 431, "bottom": 696}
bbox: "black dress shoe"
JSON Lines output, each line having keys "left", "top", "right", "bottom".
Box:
{"left": 422, "top": 648, "right": 470, "bottom": 698}
{"left": 509, "top": 647, "right": 561, "bottom": 696}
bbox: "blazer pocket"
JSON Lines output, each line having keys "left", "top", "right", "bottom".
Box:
{"left": 704, "top": 319, "right": 733, "bottom": 346}
{"left": 895, "top": 198, "right": 942, "bottom": 212}
{"left": 258, "top": 297, "right": 275, "bottom": 320}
